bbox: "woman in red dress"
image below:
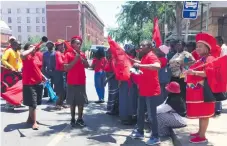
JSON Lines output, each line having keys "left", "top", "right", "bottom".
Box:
{"left": 184, "top": 33, "right": 216, "bottom": 144}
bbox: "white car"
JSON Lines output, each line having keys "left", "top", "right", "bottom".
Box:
{"left": 185, "top": 2, "right": 198, "bottom": 9}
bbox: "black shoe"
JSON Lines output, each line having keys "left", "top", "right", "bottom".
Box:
{"left": 106, "top": 111, "right": 118, "bottom": 115}
{"left": 215, "top": 111, "right": 221, "bottom": 116}
{"left": 70, "top": 119, "right": 76, "bottom": 127}
{"left": 95, "top": 100, "right": 104, "bottom": 104}
{"left": 76, "top": 119, "right": 86, "bottom": 127}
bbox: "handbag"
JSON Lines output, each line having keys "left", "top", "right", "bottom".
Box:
{"left": 203, "top": 79, "right": 227, "bottom": 102}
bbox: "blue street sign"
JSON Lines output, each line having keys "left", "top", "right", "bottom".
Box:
{"left": 182, "top": 1, "right": 199, "bottom": 19}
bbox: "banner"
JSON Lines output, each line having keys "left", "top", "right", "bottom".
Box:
{"left": 108, "top": 37, "right": 132, "bottom": 81}
{"left": 1, "top": 66, "right": 23, "bottom": 105}
{"left": 152, "top": 17, "right": 162, "bottom": 48}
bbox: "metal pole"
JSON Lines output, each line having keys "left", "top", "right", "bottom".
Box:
{"left": 164, "top": 4, "right": 167, "bottom": 42}
{"left": 66, "top": 27, "right": 68, "bottom": 41}
{"left": 200, "top": 3, "right": 204, "bottom": 32}
{"left": 184, "top": 19, "right": 190, "bottom": 43}
{"left": 205, "top": 3, "right": 210, "bottom": 31}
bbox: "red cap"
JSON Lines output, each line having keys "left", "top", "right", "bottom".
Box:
{"left": 165, "top": 82, "right": 181, "bottom": 93}
{"left": 196, "top": 33, "right": 216, "bottom": 52}
{"left": 71, "top": 36, "right": 83, "bottom": 43}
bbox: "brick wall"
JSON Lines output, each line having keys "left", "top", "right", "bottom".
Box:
{"left": 46, "top": 4, "right": 81, "bottom": 41}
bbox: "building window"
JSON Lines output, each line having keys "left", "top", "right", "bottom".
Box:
{"left": 42, "top": 17, "right": 45, "bottom": 23}
{"left": 36, "top": 26, "right": 40, "bottom": 32}
{"left": 8, "top": 8, "right": 11, "bottom": 14}
{"left": 0, "top": 9, "right": 2, "bottom": 14}
{"left": 17, "top": 8, "right": 21, "bottom": 13}
{"left": 36, "top": 17, "right": 40, "bottom": 23}
{"left": 18, "top": 26, "right": 21, "bottom": 32}
{"left": 17, "top": 17, "right": 21, "bottom": 23}
{"left": 18, "top": 35, "right": 22, "bottom": 41}
{"left": 27, "top": 26, "right": 31, "bottom": 32}
{"left": 9, "top": 26, "right": 12, "bottom": 30}
{"left": 27, "top": 17, "right": 31, "bottom": 23}
{"left": 42, "top": 26, "right": 45, "bottom": 32}
{"left": 36, "top": 8, "right": 40, "bottom": 13}
{"left": 8, "top": 17, "right": 12, "bottom": 23}
{"left": 42, "top": 8, "right": 45, "bottom": 13}
{"left": 26, "top": 8, "right": 30, "bottom": 13}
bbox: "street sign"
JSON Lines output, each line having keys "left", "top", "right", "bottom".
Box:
{"left": 182, "top": 1, "right": 199, "bottom": 19}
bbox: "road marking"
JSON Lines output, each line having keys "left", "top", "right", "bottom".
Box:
{"left": 46, "top": 124, "right": 71, "bottom": 146}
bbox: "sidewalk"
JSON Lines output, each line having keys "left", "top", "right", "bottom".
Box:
{"left": 171, "top": 100, "right": 227, "bottom": 146}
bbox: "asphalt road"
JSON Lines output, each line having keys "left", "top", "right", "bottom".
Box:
{"left": 0, "top": 69, "right": 173, "bottom": 146}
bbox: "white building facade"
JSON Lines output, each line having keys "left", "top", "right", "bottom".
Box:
{"left": 0, "top": 1, "right": 47, "bottom": 43}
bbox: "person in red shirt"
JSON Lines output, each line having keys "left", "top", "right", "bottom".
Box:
{"left": 54, "top": 41, "right": 68, "bottom": 110}
{"left": 130, "top": 40, "right": 161, "bottom": 145}
{"left": 20, "top": 43, "right": 44, "bottom": 130}
{"left": 64, "top": 36, "right": 89, "bottom": 127}
{"left": 104, "top": 49, "right": 119, "bottom": 115}
{"left": 91, "top": 48, "right": 107, "bottom": 103}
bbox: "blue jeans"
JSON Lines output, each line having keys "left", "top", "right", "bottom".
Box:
{"left": 94, "top": 71, "right": 106, "bottom": 101}
{"left": 215, "top": 101, "right": 222, "bottom": 112}
{"left": 137, "top": 96, "right": 159, "bottom": 138}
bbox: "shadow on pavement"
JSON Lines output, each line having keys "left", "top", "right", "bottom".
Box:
{"left": 0, "top": 104, "right": 28, "bottom": 113}
{"left": 36, "top": 123, "right": 68, "bottom": 136}
{"left": 4, "top": 122, "right": 30, "bottom": 137}
{"left": 87, "top": 134, "right": 117, "bottom": 143}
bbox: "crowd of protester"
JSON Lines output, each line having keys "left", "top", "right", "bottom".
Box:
{"left": 1, "top": 32, "right": 227, "bottom": 145}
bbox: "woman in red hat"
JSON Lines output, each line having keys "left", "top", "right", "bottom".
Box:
{"left": 156, "top": 82, "right": 186, "bottom": 137}
{"left": 184, "top": 33, "right": 216, "bottom": 143}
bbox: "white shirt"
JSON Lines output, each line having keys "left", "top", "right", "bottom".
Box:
{"left": 157, "top": 97, "right": 187, "bottom": 125}
{"left": 220, "top": 44, "right": 227, "bottom": 57}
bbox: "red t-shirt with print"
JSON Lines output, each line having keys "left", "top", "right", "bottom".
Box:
{"left": 138, "top": 51, "right": 161, "bottom": 97}
{"left": 55, "top": 51, "right": 65, "bottom": 71}
{"left": 92, "top": 57, "right": 107, "bottom": 72}
{"left": 22, "top": 54, "right": 43, "bottom": 85}
{"left": 65, "top": 51, "right": 86, "bottom": 85}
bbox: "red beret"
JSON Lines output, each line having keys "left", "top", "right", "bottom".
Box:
{"left": 71, "top": 36, "right": 83, "bottom": 43}
{"left": 196, "top": 33, "right": 216, "bottom": 51}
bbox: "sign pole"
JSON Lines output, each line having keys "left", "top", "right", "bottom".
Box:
{"left": 184, "top": 19, "right": 190, "bottom": 43}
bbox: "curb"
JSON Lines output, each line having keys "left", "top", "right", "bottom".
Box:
{"left": 170, "top": 128, "right": 183, "bottom": 146}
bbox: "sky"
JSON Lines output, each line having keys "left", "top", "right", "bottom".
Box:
{"left": 89, "top": 1, "right": 126, "bottom": 37}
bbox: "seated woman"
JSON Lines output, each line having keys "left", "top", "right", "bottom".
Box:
{"left": 156, "top": 81, "right": 187, "bottom": 137}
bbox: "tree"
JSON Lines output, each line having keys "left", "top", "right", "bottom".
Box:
{"left": 28, "top": 35, "right": 41, "bottom": 44}
{"left": 107, "top": 1, "right": 178, "bottom": 44}
{"left": 81, "top": 39, "right": 92, "bottom": 52}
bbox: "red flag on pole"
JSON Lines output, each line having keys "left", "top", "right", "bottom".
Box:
{"left": 152, "top": 17, "right": 162, "bottom": 48}
{"left": 108, "top": 36, "right": 132, "bottom": 81}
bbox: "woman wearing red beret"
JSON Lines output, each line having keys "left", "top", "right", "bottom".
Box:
{"left": 184, "top": 33, "right": 217, "bottom": 143}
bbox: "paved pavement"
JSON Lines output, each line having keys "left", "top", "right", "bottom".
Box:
{"left": 1, "top": 69, "right": 173, "bottom": 146}
{"left": 173, "top": 100, "right": 227, "bottom": 146}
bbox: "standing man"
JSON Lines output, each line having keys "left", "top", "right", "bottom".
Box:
{"left": 130, "top": 40, "right": 161, "bottom": 145}
{"left": 42, "top": 41, "right": 56, "bottom": 99}
{"left": 54, "top": 41, "right": 68, "bottom": 109}
{"left": 64, "top": 36, "right": 89, "bottom": 127}
{"left": 2, "top": 40, "right": 23, "bottom": 109}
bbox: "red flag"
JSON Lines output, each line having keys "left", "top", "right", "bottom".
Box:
{"left": 1, "top": 80, "right": 23, "bottom": 105}
{"left": 152, "top": 17, "right": 162, "bottom": 48}
{"left": 1, "top": 67, "right": 23, "bottom": 105}
{"left": 108, "top": 37, "right": 132, "bottom": 81}
{"left": 206, "top": 55, "right": 227, "bottom": 93}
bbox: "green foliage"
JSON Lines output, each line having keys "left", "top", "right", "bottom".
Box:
{"left": 107, "top": 1, "right": 177, "bottom": 45}
{"left": 28, "top": 35, "right": 41, "bottom": 44}
{"left": 81, "top": 39, "right": 92, "bottom": 52}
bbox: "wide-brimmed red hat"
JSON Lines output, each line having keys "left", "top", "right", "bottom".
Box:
{"left": 196, "top": 33, "right": 216, "bottom": 52}
{"left": 165, "top": 82, "right": 180, "bottom": 93}
{"left": 71, "top": 36, "right": 83, "bottom": 43}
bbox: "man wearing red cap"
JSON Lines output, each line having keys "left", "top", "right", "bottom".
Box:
{"left": 54, "top": 41, "right": 68, "bottom": 109}
{"left": 64, "top": 36, "right": 89, "bottom": 127}
{"left": 184, "top": 33, "right": 221, "bottom": 143}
